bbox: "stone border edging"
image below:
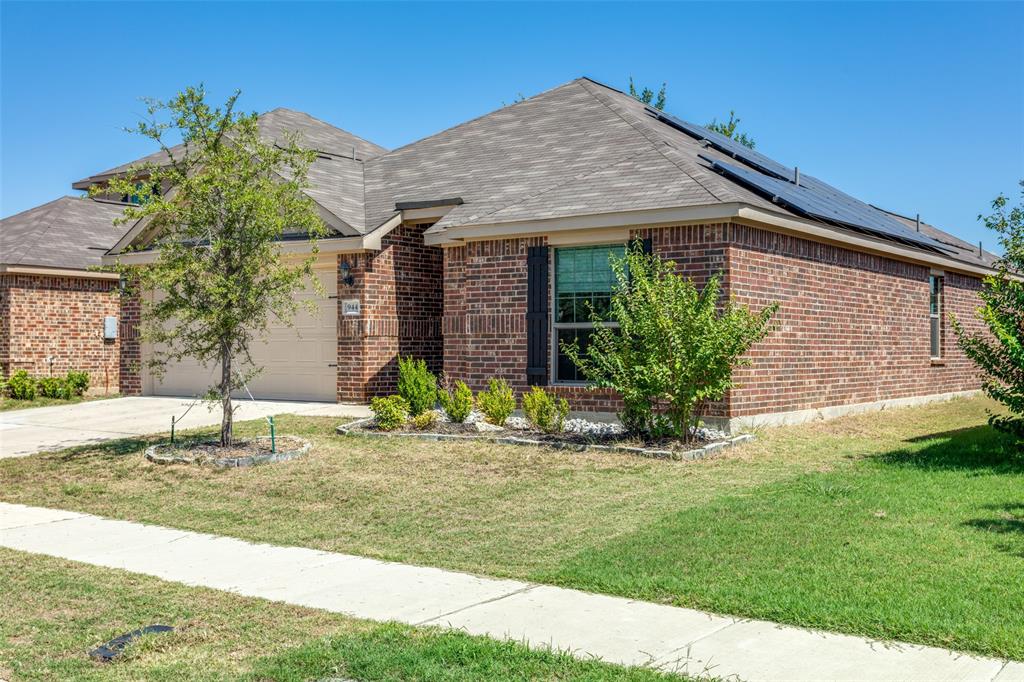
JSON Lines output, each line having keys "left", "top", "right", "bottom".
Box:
{"left": 145, "top": 436, "right": 312, "bottom": 468}
{"left": 336, "top": 417, "right": 753, "bottom": 461}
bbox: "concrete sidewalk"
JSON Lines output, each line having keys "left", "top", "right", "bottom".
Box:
{"left": 1, "top": 503, "right": 1019, "bottom": 681}
{"left": 0, "top": 396, "right": 370, "bottom": 459}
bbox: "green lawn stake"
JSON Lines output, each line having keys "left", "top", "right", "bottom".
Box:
{"left": 269, "top": 415, "right": 276, "bottom": 453}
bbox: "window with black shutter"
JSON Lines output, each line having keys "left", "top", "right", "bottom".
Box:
{"left": 552, "top": 243, "right": 626, "bottom": 383}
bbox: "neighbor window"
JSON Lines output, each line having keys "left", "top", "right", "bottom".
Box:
{"left": 553, "top": 244, "right": 624, "bottom": 382}
{"left": 929, "top": 274, "right": 943, "bottom": 358}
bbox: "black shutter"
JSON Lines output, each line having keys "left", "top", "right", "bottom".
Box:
{"left": 641, "top": 237, "right": 653, "bottom": 255}
{"left": 526, "top": 245, "right": 549, "bottom": 386}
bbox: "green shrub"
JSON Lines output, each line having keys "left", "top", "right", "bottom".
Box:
{"left": 397, "top": 356, "right": 437, "bottom": 416}
{"left": 523, "top": 386, "right": 569, "bottom": 433}
{"left": 562, "top": 240, "right": 778, "bottom": 441}
{"left": 0, "top": 377, "right": 7, "bottom": 398}
{"left": 66, "top": 370, "right": 90, "bottom": 396}
{"left": 477, "top": 378, "right": 515, "bottom": 426}
{"left": 7, "top": 370, "right": 36, "bottom": 400}
{"left": 371, "top": 395, "right": 409, "bottom": 431}
{"left": 37, "top": 377, "right": 72, "bottom": 400}
{"left": 412, "top": 410, "right": 439, "bottom": 430}
{"left": 438, "top": 379, "right": 474, "bottom": 423}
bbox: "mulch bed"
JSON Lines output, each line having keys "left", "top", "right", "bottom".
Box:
{"left": 338, "top": 418, "right": 753, "bottom": 461}
{"left": 145, "top": 435, "right": 311, "bottom": 468}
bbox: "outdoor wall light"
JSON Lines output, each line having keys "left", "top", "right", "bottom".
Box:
{"left": 340, "top": 260, "right": 355, "bottom": 287}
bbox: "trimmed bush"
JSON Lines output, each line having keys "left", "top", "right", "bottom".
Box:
{"left": 438, "top": 379, "right": 474, "bottom": 423}
{"left": 37, "top": 377, "right": 72, "bottom": 400}
{"left": 66, "top": 370, "right": 90, "bottom": 397}
{"left": 7, "top": 370, "right": 36, "bottom": 400}
{"left": 523, "top": 386, "right": 569, "bottom": 434}
{"left": 412, "top": 410, "right": 439, "bottom": 431}
{"left": 397, "top": 356, "right": 437, "bottom": 416}
{"left": 477, "top": 378, "right": 515, "bottom": 426}
{"left": 371, "top": 395, "right": 409, "bottom": 431}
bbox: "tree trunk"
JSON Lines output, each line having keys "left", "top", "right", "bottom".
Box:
{"left": 220, "top": 340, "right": 233, "bottom": 447}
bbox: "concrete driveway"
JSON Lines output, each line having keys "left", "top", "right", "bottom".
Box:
{"left": 0, "top": 396, "right": 370, "bottom": 459}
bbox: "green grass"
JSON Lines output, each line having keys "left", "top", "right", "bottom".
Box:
{"left": 539, "top": 423, "right": 1024, "bottom": 658}
{"left": 0, "top": 548, "right": 685, "bottom": 681}
{"left": 0, "top": 393, "right": 118, "bottom": 412}
{"left": 1, "top": 397, "right": 1021, "bottom": 660}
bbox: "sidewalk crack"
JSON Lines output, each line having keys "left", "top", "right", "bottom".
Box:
{"left": 415, "top": 584, "right": 537, "bottom": 626}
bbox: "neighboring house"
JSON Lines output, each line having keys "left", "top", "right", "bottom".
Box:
{"left": 0, "top": 197, "right": 125, "bottom": 393}
{"left": 1, "top": 78, "right": 996, "bottom": 427}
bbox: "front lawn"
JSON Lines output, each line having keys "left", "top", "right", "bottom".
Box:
{"left": 1, "top": 397, "right": 1021, "bottom": 660}
{"left": 0, "top": 548, "right": 683, "bottom": 681}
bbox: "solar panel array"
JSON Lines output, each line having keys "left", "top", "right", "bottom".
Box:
{"left": 647, "top": 109, "right": 954, "bottom": 254}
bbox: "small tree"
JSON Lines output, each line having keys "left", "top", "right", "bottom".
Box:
{"left": 628, "top": 76, "right": 666, "bottom": 111}
{"left": 97, "top": 86, "right": 326, "bottom": 446}
{"left": 707, "top": 110, "right": 756, "bottom": 149}
{"left": 562, "top": 243, "right": 778, "bottom": 440}
{"left": 954, "top": 181, "right": 1024, "bottom": 441}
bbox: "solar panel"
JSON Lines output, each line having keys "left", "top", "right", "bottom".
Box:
{"left": 700, "top": 155, "right": 955, "bottom": 253}
{"left": 647, "top": 108, "right": 954, "bottom": 254}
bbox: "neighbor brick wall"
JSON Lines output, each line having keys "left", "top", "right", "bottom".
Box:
{"left": 0, "top": 273, "right": 122, "bottom": 394}
{"left": 441, "top": 221, "right": 986, "bottom": 420}
{"left": 337, "top": 222, "right": 443, "bottom": 402}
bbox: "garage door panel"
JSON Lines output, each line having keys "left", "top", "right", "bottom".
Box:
{"left": 148, "top": 268, "right": 337, "bottom": 402}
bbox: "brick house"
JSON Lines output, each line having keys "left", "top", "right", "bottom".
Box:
{"left": 3, "top": 77, "right": 995, "bottom": 428}
{"left": 0, "top": 197, "right": 126, "bottom": 394}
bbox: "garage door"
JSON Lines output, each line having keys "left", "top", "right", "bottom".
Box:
{"left": 145, "top": 266, "right": 337, "bottom": 402}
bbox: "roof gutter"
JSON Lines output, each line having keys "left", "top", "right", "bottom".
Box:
{"left": 0, "top": 264, "right": 120, "bottom": 280}
{"left": 424, "top": 202, "right": 998, "bottom": 278}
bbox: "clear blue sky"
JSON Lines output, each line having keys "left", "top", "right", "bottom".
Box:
{"left": 2, "top": 1, "right": 1022, "bottom": 250}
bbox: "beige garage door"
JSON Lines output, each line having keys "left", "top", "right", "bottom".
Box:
{"left": 145, "top": 267, "right": 337, "bottom": 402}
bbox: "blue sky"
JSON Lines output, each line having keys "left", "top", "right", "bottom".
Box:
{"left": 2, "top": 1, "right": 1022, "bottom": 250}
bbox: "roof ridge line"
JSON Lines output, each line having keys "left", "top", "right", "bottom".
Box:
{"left": 368, "top": 78, "right": 587, "bottom": 163}
{"left": 576, "top": 79, "right": 725, "bottom": 203}
{"left": 262, "top": 108, "right": 388, "bottom": 157}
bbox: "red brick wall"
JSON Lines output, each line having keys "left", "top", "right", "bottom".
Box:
{"left": 119, "top": 287, "right": 142, "bottom": 395}
{"left": 442, "top": 237, "right": 543, "bottom": 395}
{"left": 0, "top": 274, "right": 122, "bottom": 394}
{"left": 727, "top": 224, "right": 984, "bottom": 417}
{"left": 337, "top": 222, "right": 443, "bottom": 401}
{"left": 441, "top": 222, "right": 986, "bottom": 420}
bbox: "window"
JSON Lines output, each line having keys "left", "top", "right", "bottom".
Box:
{"left": 553, "top": 244, "right": 624, "bottom": 382}
{"left": 930, "top": 274, "right": 943, "bottom": 358}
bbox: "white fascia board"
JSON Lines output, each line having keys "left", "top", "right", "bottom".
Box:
{"left": 0, "top": 264, "right": 120, "bottom": 280}
{"left": 424, "top": 202, "right": 996, "bottom": 277}
{"left": 103, "top": 235, "right": 368, "bottom": 266}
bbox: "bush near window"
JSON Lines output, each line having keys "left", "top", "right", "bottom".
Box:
{"left": 523, "top": 386, "right": 569, "bottom": 433}
{"left": 477, "top": 378, "right": 516, "bottom": 426}
{"left": 397, "top": 356, "right": 437, "bottom": 417}
{"left": 562, "top": 241, "right": 778, "bottom": 441}
{"left": 65, "top": 370, "right": 90, "bottom": 397}
{"left": 6, "top": 370, "right": 37, "bottom": 401}
{"left": 438, "top": 377, "right": 474, "bottom": 423}
{"left": 371, "top": 395, "right": 410, "bottom": 431}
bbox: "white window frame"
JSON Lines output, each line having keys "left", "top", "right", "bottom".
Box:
{"left": 550, "top": 243, "right": 624, "bottom": 385}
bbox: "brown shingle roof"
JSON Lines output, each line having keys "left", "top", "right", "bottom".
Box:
{"left": 0, "top": 197, "right": 124, "bottom": 270}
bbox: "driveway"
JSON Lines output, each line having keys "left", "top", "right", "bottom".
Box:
{"left": 0, "top": 396, "right": 370, "bottom": 459}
